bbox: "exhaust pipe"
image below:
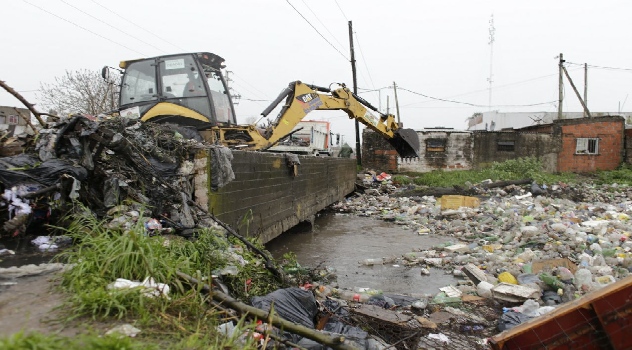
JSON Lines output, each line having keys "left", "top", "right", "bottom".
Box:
{"left": 388, "top": 128, "right": 420, "bottom": 159}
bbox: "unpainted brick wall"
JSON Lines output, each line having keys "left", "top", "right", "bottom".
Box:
{"left": 362, "top": 130, "right": 398, "bottom": 172}
{"left": 557, "top": 118, "right": 624, "bottom": 172}
{"left": 625, "top": 129, "right": 632, "bottom": 164}
{"left": 195, "top": 150, "right": 356, "bottom": 243}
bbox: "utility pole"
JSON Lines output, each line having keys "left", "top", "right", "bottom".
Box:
{"left": 562, "top": 64, "right": 592, "bottom": 118}
{"left": 393, "top": 82, "right": 401, "bottom": 126}
{"left": 349, "top": 20, "right": 361, "bottom": 166}
{"left": 558, "top": 53, "right": 564, "bottom": 120}
{"left": 487, "top": 14, "right": 495, "bottom": 111}
{"left": 386, "top": 95, "right": 390, "bottom": 114}
{"left": 225, "top": 70, "right": 241, "bottom": 105}
{"left": 584, "top": 63, "right": 588, "bottom": 118}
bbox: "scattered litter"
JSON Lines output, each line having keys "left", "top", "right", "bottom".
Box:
{"left": 105, "top": 324, "right": 141, "bottom": 338}
{"left": 427, "top": 333, "right": 450, "bottom": 343}
{"left": 107, "top": 277, "right": 170, "bottom": 298}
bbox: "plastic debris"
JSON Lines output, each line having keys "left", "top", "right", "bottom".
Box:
{"left": 107, "top": 277, "right": 170, "bottom": 298}
{"left": 427, "top": 333, "right": 450, "bottom": 343}
{"left": 105, "top": 324, "right": 141, "bottom": 338}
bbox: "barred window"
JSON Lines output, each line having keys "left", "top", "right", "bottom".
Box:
{"left": 426, "top": 138, "right": 446, "bottom": 152}
{"left": 497, "top": 141, "right": 515, "bottom": 152}
{"left": 576, "top": 138, "right": 599, "bottom": 154}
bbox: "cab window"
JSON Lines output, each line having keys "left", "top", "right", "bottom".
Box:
{"left": 206, "top": 70, "right": 234, "bottom": 124}
{"left": 160, "top": 56, "right": 206, "bottom": 98}
{"left": 120, "top": 60, "right": 157, "bottom": 106}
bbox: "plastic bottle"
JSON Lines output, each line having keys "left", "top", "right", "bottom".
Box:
{"left": 315, "top": 285, "right": 333, "bottom": 298}
{"left": 539, "top": 273, "right": 565, "bottom": 290}
{"left": 476, "top": 281, "right": 494, "bottom": 298}
{"left": 360, "top": 258, "right": 383, "bottom": 266}
{"left": 338, "top": 290, "right": 369, "bottom": 302}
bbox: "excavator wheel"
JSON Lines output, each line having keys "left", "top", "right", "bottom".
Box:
{"left": 388, "top": 129, "right": 420, "bottom": 159}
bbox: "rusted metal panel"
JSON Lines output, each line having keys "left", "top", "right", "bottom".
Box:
{"left": 490, "top": 275, "right": 632, "bottom": 350}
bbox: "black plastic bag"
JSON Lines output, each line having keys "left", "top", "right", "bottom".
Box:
{"left": 498, "top": 311, "right": 533, "bottom": 332}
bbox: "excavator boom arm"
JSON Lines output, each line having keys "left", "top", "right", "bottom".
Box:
{"left": 261, "top": 81, "right": 419, "bottom": 158}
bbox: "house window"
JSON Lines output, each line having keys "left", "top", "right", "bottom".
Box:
{"left": 576, "top": 138, "right": 599, "bottom": 154}
{"left": 7, "top": 115, "right": 19, "bottom": 124}
{"left": 497, "top": 141, "right": 515, "bottom": 152}
{"left": 426, "top": 138, "right": 446, "bottom": 152}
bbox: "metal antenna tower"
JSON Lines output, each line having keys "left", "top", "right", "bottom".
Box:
{"left": 487, "top": 14, "right": 495, "bottom": 111}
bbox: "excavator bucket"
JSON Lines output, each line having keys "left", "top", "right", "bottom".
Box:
{"left": 388, "top": 128, "right": 420, "bottom": 159}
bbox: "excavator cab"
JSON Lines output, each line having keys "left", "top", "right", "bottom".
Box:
{"left": 115, "top": 52, "right": 237, "bottom": 128}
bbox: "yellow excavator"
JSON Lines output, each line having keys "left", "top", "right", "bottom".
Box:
{"left": 108, "top": 52, "right": 419, "bottom": 158}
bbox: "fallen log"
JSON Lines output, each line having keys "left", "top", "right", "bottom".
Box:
{"left": 176, "top": 271, "right": 359, "bottom": 350}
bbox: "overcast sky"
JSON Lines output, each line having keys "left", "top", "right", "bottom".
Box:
{"left": 2, "top": 0, "right": 632, "bottom": 144}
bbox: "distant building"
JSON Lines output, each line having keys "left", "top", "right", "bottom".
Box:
{"left": 363, "top": 116, "right": 626, "bottom": 174}
{"left": 467, "top": 111, "right": 632, "bottom": 131}
{"left": 0, "top": 106, "right": 35, "bottom": 156}
{"left": 0, "top": 106, "right": 34, "bottom": 137}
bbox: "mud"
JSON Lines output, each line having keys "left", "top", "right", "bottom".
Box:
{"left": 266, "top": 212, "right": 460, "bottom": 295}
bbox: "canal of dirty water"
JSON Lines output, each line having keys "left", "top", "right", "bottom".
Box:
{"left": 266, "top": 212, "right": 460, "bottom": 295}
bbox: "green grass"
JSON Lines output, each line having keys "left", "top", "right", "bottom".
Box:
{"left": 34, "top": 205, "right": 285, "bottom": 348}
{"left": 403, "top": 157, "right": 578, "bottom": 187}
{"left": 595, "top": 164, "right": 632, "bottom": 185}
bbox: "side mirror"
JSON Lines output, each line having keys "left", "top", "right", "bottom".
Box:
{"left": 101, "top": 66, "right": 109, "bottom": 81}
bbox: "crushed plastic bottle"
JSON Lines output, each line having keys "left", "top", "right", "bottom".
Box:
{"left": 359, "top": 258, "right": 383, "bottom": 266}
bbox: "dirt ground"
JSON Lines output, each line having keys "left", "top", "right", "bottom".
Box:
{"left": 0, "top": 272, "right": 79, "bottom": 338}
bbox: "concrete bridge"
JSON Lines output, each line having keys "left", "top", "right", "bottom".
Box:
{"left": 193, "top": 150, "right": 356, "bottom": 243}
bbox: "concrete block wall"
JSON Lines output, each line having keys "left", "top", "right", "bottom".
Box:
{"left": 557, "top": 117, "right": 624, "bottom": 172}
{"left": 194, "top": 149, "right": 356, "bottom": 243}
{"left": 399, "top": 131, "right": 473, "bottom": 173}
{"left": 473, "top": 132, "right": 559, "bottom": 172}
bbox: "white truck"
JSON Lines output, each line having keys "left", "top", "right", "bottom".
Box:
{"left": 268, "top": 120, "right": 333, "bottom": 156}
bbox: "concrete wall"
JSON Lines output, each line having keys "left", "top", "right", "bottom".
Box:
{"left": 556, "top": 116, "right": 624, "bottom": 172}
{"left": 362, "top": 130, "right": 398, "bottom": 172}
{"left": 194, "top": 150, "right": 356, "bottom": 243}
{"left": 467, "top": 110, "right": 632, "bottom": 131}
{"left": 398, "top": 130, "right": 473, "bottom": 172}
{"left": 473, "top": 131, "right": 559, "bottom": 172}
{"left": 625, "top": 129, "right": 632, "bottom": 164}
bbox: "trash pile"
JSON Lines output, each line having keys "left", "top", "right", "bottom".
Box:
{"left": 0, "top": 115, "right": 233, "bottom": 237}
{"left": 327, "top": 172, "right": 632, "bottom": 344}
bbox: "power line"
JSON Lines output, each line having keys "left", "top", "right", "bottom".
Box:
{"left": 59, "top": 0, "right": 166, "bottom": 54}
{"left": 334, "top": 0, "right": 349, "bottom": 21}
{"left": 89, "top": 0, "right": 186, "bottom": 52}
{"left": 300, "top": 0, "right": 347, "bottom": 50}
{"left": 399, "top": 87, "right": 557, "bottom": 108}
{"left": 566, "top": 61, "right": 632, "bottom": 72}
{"left": 285, "top": 0, "right": 349, "bottom": 61}
{"left": 354, "top": 32, "right": 376, "bottom": 90}
{"left": 22, "top": 0, "right": 146, "bottom": 56}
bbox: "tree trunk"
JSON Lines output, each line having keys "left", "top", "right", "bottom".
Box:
{"left": 176, "top": 271, "right": 359, "bottom": 350}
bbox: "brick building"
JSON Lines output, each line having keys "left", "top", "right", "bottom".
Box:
{"left": 362, "top": 116, "right": 626, "bottom": 173}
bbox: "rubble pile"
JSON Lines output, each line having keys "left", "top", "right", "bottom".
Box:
{"left": 329, "top": 172, "right": 632, "bottom": 340}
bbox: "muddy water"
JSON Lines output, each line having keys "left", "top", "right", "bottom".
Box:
{"left": 266, "top": 212, "right": 461, "bottom": 295}
{"left": 0, "top": 237, "right": 58, "bottom": 268}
